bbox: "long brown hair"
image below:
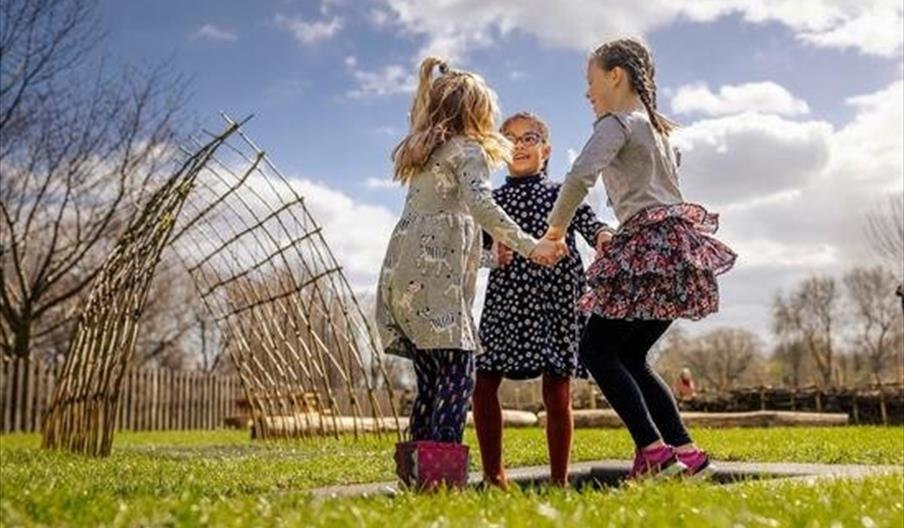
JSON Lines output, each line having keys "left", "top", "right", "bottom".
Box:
{"left": 590, "top": 38, "right": 677, "bottom": 135}
{"left": 392, "top": 57, "right": 511, "bottom": 183}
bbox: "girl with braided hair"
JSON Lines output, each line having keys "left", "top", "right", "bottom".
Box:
{"left": 534, "top": 38, "right": 737, "bottom": 480}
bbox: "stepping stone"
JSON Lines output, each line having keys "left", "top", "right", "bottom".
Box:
{"left": 307, "top": 460, "right": 901, "bottom": 499}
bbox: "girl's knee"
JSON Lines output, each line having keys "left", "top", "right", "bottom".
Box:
{"left": 542, "top": 375, "right": 572, "bottom": 407}
{"left": 475, "top": 371, "right": 502, "bottom": 393}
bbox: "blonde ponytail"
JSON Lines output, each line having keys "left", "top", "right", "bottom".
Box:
{"left": 409, "top": 57, "right": 446, "bottom": 129}
{"left": 392, "top": 57, "right": 510, "bottom": 183}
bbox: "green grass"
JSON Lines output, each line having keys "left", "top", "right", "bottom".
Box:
{"left": 1, "top": 426, "right": 902, "bottom": 527}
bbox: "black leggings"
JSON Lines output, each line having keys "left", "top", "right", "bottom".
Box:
{"left": 578, "top": 315, "right": 692, "bottom": 449}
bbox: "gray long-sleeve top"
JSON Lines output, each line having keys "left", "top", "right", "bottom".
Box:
{"left": 548, "top": 110, "right": 683, "bottom": 229}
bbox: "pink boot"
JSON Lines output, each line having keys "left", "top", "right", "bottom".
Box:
{"left": 395, "top": 441, "right": 470, "bottom": 491}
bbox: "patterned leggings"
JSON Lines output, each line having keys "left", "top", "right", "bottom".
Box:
{"left": 410, "top": 349, "right": 475, "bottom": 443}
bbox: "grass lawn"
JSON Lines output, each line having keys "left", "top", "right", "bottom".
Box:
{"left": 1, "top": 426, "right": 902, "bottom": 526}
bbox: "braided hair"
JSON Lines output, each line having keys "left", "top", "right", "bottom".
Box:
{"left": 591, "top": 38, "right": 676, "bottom": 135}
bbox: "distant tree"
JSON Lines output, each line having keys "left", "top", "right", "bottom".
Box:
{"left": 773, "top": 276, "right": 839, "bottom": 387}
{"left": 0, "top": 0, "right": 184, "bottom": 360}
{"left": 844, "top": 266, "right": 904, "bottom": 384}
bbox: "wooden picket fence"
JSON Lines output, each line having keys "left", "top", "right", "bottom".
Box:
{"left": 0, "top": 357, "right": 244, "bottom": 434}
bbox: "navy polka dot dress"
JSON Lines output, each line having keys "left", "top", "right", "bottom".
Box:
{"left": 477, "top": 174, "right": 610, "bottom": 379}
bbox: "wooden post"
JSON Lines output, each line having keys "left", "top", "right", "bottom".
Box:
{"left": 14, "top": 357, "right": 25, "bottom": 432}
{"left": 181, "top": 371, "right": 188, "bottom": 430}
{"left": 206, "top": 373, "right": 212, "bottom": 429}
{"left": 33, "top": 360, "right": 46, "bottom": 433}
{"left": 150, "top": 369, "right": 158, "bottom": 431}
{"left": 879, "top": 387, "right": 888, "bottom": 426}
{"left": 141, "top": 369, "right": 150, "bottom": 431}
{"left": 851, "top": 393, "right": 860, "bottom": 424}
{"left": 130, "top": 369, "right": 139, "bottom": 431}
{"left": 189, "top": 372, "right": 196, "bottom": 429}
{"left": 167, "top": 369, "right": 174, "bottom": 430}
{"left": 1, "top": 359, "right": 9, "bottom": 433}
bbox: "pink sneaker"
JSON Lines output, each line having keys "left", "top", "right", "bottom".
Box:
{"left": 676, "top": 448, "right": 715, "bottom": 478}
{"left": 628, "top": 444, "right": 687, "bottom": 480}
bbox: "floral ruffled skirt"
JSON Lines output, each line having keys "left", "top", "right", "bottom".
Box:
{"left": 580, "top": 203, "right": 737, "bottom": 321}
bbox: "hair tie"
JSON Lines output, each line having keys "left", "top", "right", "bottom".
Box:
{"left": 438, "top": 62, "right": 449, "bottom": 74}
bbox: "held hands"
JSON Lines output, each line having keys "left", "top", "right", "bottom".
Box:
{"left": 493, "top": 241, "right": 514, "bottom": 267}
{"left": 529, "top": 235, "right": 569, "bottom": 267}
{"left": 595, "top": 230, "right": 613, "bottom": 253}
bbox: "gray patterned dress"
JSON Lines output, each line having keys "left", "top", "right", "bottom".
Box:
{"left": 376, "top": 137, "right": 538, "bottom": 358}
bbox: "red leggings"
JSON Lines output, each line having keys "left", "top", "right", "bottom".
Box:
{"left": 472, "top": 372, "right": 573, "bottom": 486}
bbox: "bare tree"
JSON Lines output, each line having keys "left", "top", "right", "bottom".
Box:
{"left": 865, "top": 195, "right": 904, "bottom": 315}
{"left": 681, "top": 328, "right": 762, "bottom": 391}
{"left": 0, "top": 0, "right": 184, "bottom": 360}
{"left": 133, "top": 265, "right": 205, "bottom": 370}
{"left": 654, "top": 326, "right": 762, "bottom": 391}
{"left": 844, "top": 266, "right": 904, "bottom": 384}
{"left": 865, "top": 195, "right": 904, "bottom": 272}
{"left": 769, "top": 339, "right": 809, "bottom": 388}
{"left": 773, "top": 276, "right": 839, "bottom": 387}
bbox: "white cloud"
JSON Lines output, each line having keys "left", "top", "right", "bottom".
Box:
{"left": 346, "top": 63, "right": 416, "bottom": 98}
{"left": 364, "top": 177, "right": 398, "bottom": 189}
{"left": 191, "top": 24, "right": 237, "bottom": 42}
{"left": 672, "top": 112, "right": 832, "bottom": 206}
{"left": 673, "top": 78, "right": 904, "bottom": 338}
{"left": 238, "top": 173, "right": 396, "bottom": 289}
{"left": 275, "top": 14, "right": 343, "bottom": 45}
{"left": 671, "top": 82, "right": 811, "bottom": 117}
{"left": 825, "top": 80, "right": 904, "bottom": 191}
{"left": 792, "top": 2, "right": 903, "bottom": 56}
{"left": 566, "top": 148, "right": 579, "bottom": 165}
{"left": 369, "top": 8, "right": 392, "bottom": 28}
{"left": 292, "top": 178, "right": 397, "bottom": 288}
{"left": 375, "top": 0, "right": 903, "bottom": 60}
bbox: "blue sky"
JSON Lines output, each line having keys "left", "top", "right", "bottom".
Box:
{"left": 97, "top": 0, "right": 904, "bottom": 341}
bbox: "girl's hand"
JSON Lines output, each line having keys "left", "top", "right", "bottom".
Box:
{"left": 494, "top": 241, "right": 514, "bottom": 267}
{"left": 543, "top": 226, "right": 566, "bottom": 241}
{"left": 595, "top": 231, "right": 613, "bottom": 253}
{"left": 530, "top": 238, "right": 568, "bottom": 267}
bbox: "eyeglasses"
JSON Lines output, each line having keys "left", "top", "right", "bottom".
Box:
{"left": 506, "top": 131, "right": 545, "bottom": 147}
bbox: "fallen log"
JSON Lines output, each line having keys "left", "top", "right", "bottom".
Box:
{"left": 250, "top": 409, "right": 539, "bottom": 437}
{"left": 538, "top": 409, "right": 849, "bottom": 429}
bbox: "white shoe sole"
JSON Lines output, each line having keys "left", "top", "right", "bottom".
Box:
{"left": 686, "top": 462, "right": 716, "bottom": 479}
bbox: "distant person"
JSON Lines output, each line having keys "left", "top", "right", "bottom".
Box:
{"left": 674, "top": 368, "right": 697, "bottom": 400}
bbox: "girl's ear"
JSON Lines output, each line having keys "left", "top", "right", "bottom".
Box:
{"left": 610, "top": 65, "right": 630, "bottom": 89}
{"left": 541, "top": 143, "right": 552, "bottom": 162}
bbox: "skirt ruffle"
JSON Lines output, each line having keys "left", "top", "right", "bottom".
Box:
{"left": 580, "top": 203, "right": 737, "bottom": 321}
